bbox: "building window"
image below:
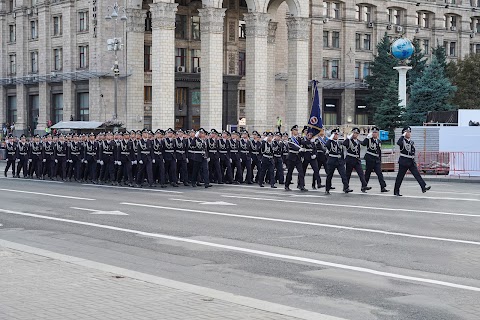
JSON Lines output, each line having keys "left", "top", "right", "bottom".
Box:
{"left": 355, "top": 62, "right": 360, "bottom": 80}
{"left": 363, "top": 62, "right": 371, "bottom": 78}
{"left": 8, "top": 0, "right": 15, "bottom": 12}
{"left": 31, "top": 51, "right": 38, "bottom": 73}
{"left": 239, "top": 90, "right": 246, "bottom": 105}
{"left": 145, "top": 11, "right": 152, "bottom": 32}
{"left": 387, "top": 8, "right": 401, "bottom": 25}
{"left": 53, "top": 48, "right": 62, "bottom": 71}
{"left": 450, "top": 42, "right": 456, "bottom": 56}
{"left": 53, "top": 16, "right": 62, "bottom": 36}
{"left": 175, "top": 87, "right": 188, "bottom": 111}
{"left": 363, "top": 34, "right": 371, "bottom": 50}
{"left": 30, "top": 20, "right": 38, "bottom": 39}
{"left": 238, "top": 51, "right": 246, "bottom": 76}
{"left": 175, "top": 14, "right": 186, "bottom": 39}
{"left": 331, "top": 60, "right": 339, "bottom": 79}
{"left": 355, "top": 33, "right": 361, "bottom": 50}
{"left": 144, "top": 86, "right": 152, "bottom": 103}
{"left": 322, "top": 60, "right": 328, "bottom": 78}
{"left": 191, "top": 49, "right": 201, "bottom": 73}
{"left": 78, "top": 93, "right": 89, "bottom": 121}
{"left": 144, "top": 45, "right": 152, "bottom": 71}
{"left": 417, "top": 12, "right": 430, "bottom": 28}
{"left": 7, "top": 96, "right": 17, "bottom": 125}
{"left": 9, "top": 24, "right": 16, "bottom": 42}
{"left": 445, "top": 15, "right": 457, "bottom": 29}
{"left": 323, "top": 31, "right": 329, "bottom": 47}
{"left": 323, "top": 2, "right": 341, "bottom": 19}
{"left": 332, "top": 2, "right": 340, "bottom": 19}
{"left": 472, "top": 18, "right": 480, "bottom": 33}
{"left": 191, "top": 16, "right": 200, "bottom": 40}
{"left": 363, "top": 6, "right": 372, "bottom": 22}
{"left": 79, "top": 45, "right": 89, "bottom": 68}
{"left": 78, "top": 11, "right": 89, "bottom": 32}
{"left": 9, "top": 54, "right": 16, "bottom": 75}
{"left": 423, "top": 39, "right": 429, "bottom": 54}
{"left": 52, "top": 94, "right": 63, "bottom": 124}
{"left": 476, "top": 43, "right": 480, "bottom": 53}
{"left": 175, "top": 48, "right": 186, "bottom": 68}
{"left": 332, "top": 31, "right": 340, "bottom": 48}
{"left": 239, "top": 20, "right": 246, "bottom": 39}
{"left": 29, "top": 95, "right": 39, "bottom": 132}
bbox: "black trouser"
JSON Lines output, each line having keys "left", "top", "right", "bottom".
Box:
{"left": 219, "top": 154, "right": 233, "bottom": 183}
{"left": 136, "top": 157, "right": 153, "bottom": 186}
{"left": 251, "top": 154, "right": 261, "bottom": 183}
{"left": 285, "top": 158, "right": 305, "bottom": 188}
{"left": 365, "top": 158, "right": 386, "bottom": 189}
{"left": 68, "top": 156, "right": 82, "bottom": 181}
{"left": 55, "top": 157, "right": 67, "bottom": 180}
{"left": 258, "top": 156, "right": 275, "bottom": 187}
{"left": 176, "top": 157, "right": 188, "bottom": 183}
{"left": 345, "top": 157, "right": 367, "bottom": 188}
{"left": 164, "top": 158, "right": 177, "bottom": 184}
{"left": 117, "top": 156, "right": 133, "bottom": 185}
{"left": 316, "top": 153, "right": 328, "bottom": 175}
{"left": 209, "top": 154, "right": 222, "bottom": 183}
{"left": 152, "top": 156, "right": 166, "bottom": 185}
{"left": 84, "top": 156, "right": 97, "bottom": 181}
{"left": 29, "top": 155, "right": 42, "bottom": 178}
{"left": 100, "top": 156, "right": 115, "bottom": 182}
{"left": 5, "top": 157, "right": 16, "bottom": 176}
{"left": 303, "top": 158, "right": 321, "bottom": 187}
{"left": 325, "top": 158, "right": 349, "bottom": 192}
{"left": 16, "top": 156, "right": 28, "bottom": 177}
{"left": 191, "top": 159, "right": 209, "bottom": 186}
{"left": 394, "top": 158, "right": 426, "bottom": 193}
{"left": 231, "top": 153, "right": 242, "bottom": 182}
{"left": 240, "top": 153, "right": 253, "bottom": 183}
{"left": 274, "top": 156, "right": 284, "bottom": 184}
{"left": 43, "top": 154, "right": 55, "bottom": 178}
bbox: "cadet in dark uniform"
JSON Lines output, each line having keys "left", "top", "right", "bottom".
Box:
{"left": 239, "top": 130, "right": 253, "bottom": 184}
{"left": 175, "top": 129, "right": 189, "bottom": 186}
{"left": 190, "top": 128, "right": 212, "bottom": 188}
{"left": 302, "top": 131, "right": 322, "bottom": 189}
{"left": 272, "top": 132, "right": 284, "bottom": 185}
{"left": 258, "top": 132, "right": 276, "bottom": 188}
{"left": 116, "top": 132, "right": 134, "bottom": 187}
{"left": 42, "top": 134, "right": 55, "bottom": 180}
{"left": 314, "top": 130, "right": 328, "bottom": 176}
{"left": 54, "top": 134, "right": 68, "bottom": 181}
{"left": 218, "top": 130, "right": 233, "bottom": 184}
{"left": 250, "top": 132, "right": 262, "bottom": 183}
{"left": 152, "top": 130, "right": 167, "bottom": 188}
{"left": 394, "top": 126, "right": 431, "bottom": 196}
{"left": 136, "top": 130, "right": 154, "bottom": 187}
{"left": 5, "top": 135, "right": 17, "bottom": 177}
{"left": 325, "top": 128, "right": 352, "bottom": 194}
{"left": 83, "top": 133, "right": 98, "bottom": 183}
{"left": 343, "top": 127, "right": 371, "bottom": 193}
{"left": 285, "top": 125, "right": 307, "bottom": 191}
{"left": 229, "top": 131, "right": 242, "bottom": 184}
{"left": 29, "top": 134, "right": 43, "bottom": 179}
{"left": 16, "top": 134, "right": 29, "bottom": 178}
{"left": 163, "top": 128, "right": 179, "bottom": 187}
{"left": 99, "top": 132, "right": 116, "bottom": 184}
{"left": 361, "top": 126, "right": 389, "bottom": 192}
{"left": 68, "top": 133, "right": 83, "bottom": 182}
{"left": 207, "top": 129, "right": 222, "bottom": 184}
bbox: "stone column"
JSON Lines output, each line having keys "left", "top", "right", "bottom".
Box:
{"left": 38, "top": 4, "right": 50, "bottom": 131}
{"left": 198, "top": 7, "right": 226, "bottom": 131}
{"left": 394, "top": 66, "right": 412, "bottom": 109}
{"left": 126, "top": 8, "right": 146, "bottom": 130}
{"left": 15, "top": 10, "right": 27, "bottom": 133}
{"left": 285, "top": 17, "right": 310, "bottom": 129}
{"left": 150, "top": 1, "right": 178, "bottom": 129}
{"left": 244, "top": 12, "right": 269, "bottom": 132}
{"left": 267, "top": 21, "right": 277, "bottom": 131}
{"left": 63, "top": 80, "right": 75, "bottom": 121}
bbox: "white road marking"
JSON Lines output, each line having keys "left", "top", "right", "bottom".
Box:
{"left": 0, "top": 188, "right": 95, "bottom": 201}
{"left": 170, "top": 199, "right": 236, "bottom": 206}
{"left": 0, "top": 177, "right": 64, "bottom": 184}
{"left": 221, "top": 195, "right": 480, "bottom": 218}
{"left": 70, "top": 207, "right": 129, "bottom": 216}
{"left": 122, "top": 202, "right": 480, "bottom": 246}
{"left": 81, "top": 183, "right": 183, "bottom": 194}
{"left": 0, "top": 208, "right": 479, "bottom": 293}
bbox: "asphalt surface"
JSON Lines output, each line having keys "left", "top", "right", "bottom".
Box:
{"left": 0, "top": 172, "right": 479, "bottom": 320}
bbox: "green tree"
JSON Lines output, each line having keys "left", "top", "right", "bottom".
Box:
{"left": 404, "top": 57, "right": 457, "bottom": 125}
{"left": 374, "top": 79, "right": 402, "bottom": 134}
{"left": 432, "top": 44, "right": 447, "bottom": 72}
{"left": 448, "top": 54, "right": 480, "bottom": 109}
{"left": 365, "top": 33, "right": 398, "bottom": 120}
{"left": 406, "top": 38, "right": 427, "bottom": 94}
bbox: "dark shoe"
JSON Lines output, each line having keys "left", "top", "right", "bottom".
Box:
{"left": 394, "top": 191, "right": 402, "bottom": 196}
{"left": 148, "top": 184, "right": 154, "bottom": 188}
{"left": 344, "top": 188, "right": 353, "bottom": 193}
{"left": 318, "top": 184, "right": 326, "bottom": 188}
{"left": 325, "top": 190, "right": 331, "bottom": 195}
{"left": 259, "top": 184, "right": 264, "bottom": 187}
{"left": 233, "top": 181, "right": 240, "bottom": 185}
{"left": 4, "top": 171, "right": 7, "bottom": 177}
{"left": 381, "top": 188, "right": 389, "bottom": 193}
{"left": 284, "top": 185, "right": 291, "bottom": 191}
{"left": 171, "top": 183, "right": 179, "bottom": 187}
{"left": 361, "top": 187, "right": 371, "bottom": 193}
{"left": 128, "top": 183, "right": 134, "bottom": 187}
{"left": 192, "top": 184, "right": 197, "bottom": 187}
{"left": 422, "top": 186, "right": 431, "bottom": 193}
{"left": 271, "top": 185, "right": 277, "bottom": 189}
{"left": 161, "top": 184, "right": 168, "bottom": 188}
{"left": 300, "top": 187, "right": 308, "bottom": 192}
{"left": 330, "top": 186, "right": 336, "bottom": 190}
{"left": 136, "top": 184, "right": 142, "bottom": 188}
{"left": 205, "top": 184, "right": 212, "bottom": 188}
{"left": 217, "top": 182, "right": 224, "bottom": 185}
{"left": 278, "top": 182, "right": 285, "bottom": 185}
{"left": 184, "top": 182, "right": 190, "bottom": 186}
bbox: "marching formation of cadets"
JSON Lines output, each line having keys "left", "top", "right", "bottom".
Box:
{"left": 3, "top": 124, "right": 430, "bottom": 196}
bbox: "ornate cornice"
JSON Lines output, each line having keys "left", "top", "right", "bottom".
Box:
{"left": 286, "top": 17, "right": 310, "bottom": 41}
{"left": 126, "top": 9, "right": 147, "bottom": 33}
{"left": 244, "top": 12, "right": 269, "bottom": 38}
{"left": 198, "top": 7, "right": 226, "bottom": 34}
{"left": 150, "top": 2, "right": 178, "bottom": 30}
{"left": 267, "top": 21, "right": 278, "bottom": 44}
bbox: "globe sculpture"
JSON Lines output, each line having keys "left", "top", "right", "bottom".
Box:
{"left": 391, "top": 38, "right": 414, "bottom": 60}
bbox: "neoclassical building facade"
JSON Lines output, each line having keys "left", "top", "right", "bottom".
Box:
{"left": 1, "top": 0, "right": 480, "bottom": 134}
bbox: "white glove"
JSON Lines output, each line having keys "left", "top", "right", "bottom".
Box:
{"left": 299, "top": 148, "right": 306, "bottom": 152}
{"left": 133, "top": 160, "right": 137, "bottom": 165}
{"left": 139, "top": 160, "right": 143, "bottom": 165}
{"left": 207, "top": 158, "right": 210, "bottom": 163}
{"left": 402, "top": 132, "right": 407, "bottom": 137}
{"left": 117, "top": 161, "right": 122, "bottom": 166}
{"left": 347, "top": 134, "right": 353, "bottom": 140}
{"left": 367, "top": 132, "right": 373, "bottom": 139}
{"left": 42, "top": 159, "right": 46, "bottom": 163}
{"left": 186, "top": 159, "right": 189, "bottom": 164}
{"left": 152, "top": 159, "right": 156, "bottom": 164}
{"left": 312, "top": 155, "right": 316, "bottom": 159}
{"left": 54, "top": 159, "right": 58, "bottom": 163}
{"left": 96, "top": 160, "right": 100, "bottom": 164}
{"left": 229, "top": 159, "right": 232, "bottom": 163}
{"left": 131, "top": 161, "right": 135, "bottom": 165}
{"left": 100, "top": 160, "right": 104, "bottom": 166}
{"left": 28, "top": 159, "right": 32, "bottom": 163}
{"left": 84, "top": 160, "right": 88, "bottom": 164}
{"left": 240, "top": 158, "right": 243, "bottom": 163}
{"left": 15, "top": 159, "right": 20, "bottom": 163}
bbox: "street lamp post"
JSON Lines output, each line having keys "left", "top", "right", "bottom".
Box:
{"left": 105, "top": 2, "right": 127, "bottom": 120}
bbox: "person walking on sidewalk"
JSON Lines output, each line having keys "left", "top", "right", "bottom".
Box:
{"left": 394, "top": 126, "right": 431, "bottom": 196}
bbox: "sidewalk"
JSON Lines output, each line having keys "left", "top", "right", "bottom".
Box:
{"left": 0, "top": 241, "right": 341, "bottom": 320}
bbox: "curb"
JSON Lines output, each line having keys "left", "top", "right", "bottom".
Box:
{"left": 0, "top": 239, "right": 346, "bottom": 320}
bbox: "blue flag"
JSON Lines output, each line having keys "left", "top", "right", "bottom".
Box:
{"left": 307, "top": 80, "right": 323, "bottom": 136}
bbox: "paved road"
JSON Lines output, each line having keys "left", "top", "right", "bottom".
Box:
{"left": 0, "top": 175, "right": 479, "bottom": 320}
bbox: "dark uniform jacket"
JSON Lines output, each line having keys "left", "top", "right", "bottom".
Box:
{"left": 361, "top": 137, "right": 382, "bottom": 163}
{"left": 6, "top": 141, "right": 17, "bottom": 160}
{"left": 162, "top": 137, "right": 176, "bottom": 161}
